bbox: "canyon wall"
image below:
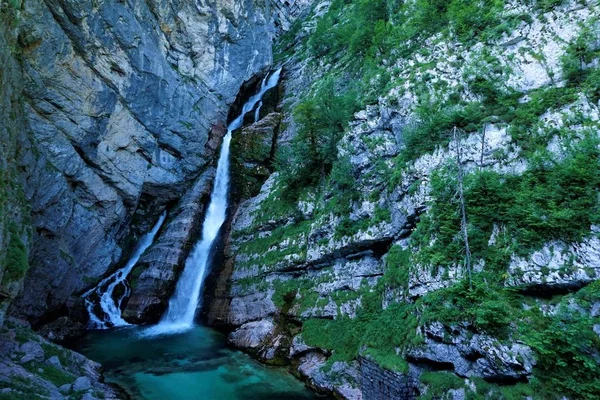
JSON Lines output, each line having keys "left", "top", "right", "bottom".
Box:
{"left": 207, "top": 0, "right": 600, "bottom": 398}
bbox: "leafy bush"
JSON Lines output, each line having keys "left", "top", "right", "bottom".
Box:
{"left": 277, "top": 77, "right": 359, "bottom": 198}
{"left": 302, "top": 286, "right": 420, "bottom": 371}
{"left": 419, "top": 279, "right": 515, "bottom": 337}
{"left": 522, "top": 305, "right": 600, "bottom": 399}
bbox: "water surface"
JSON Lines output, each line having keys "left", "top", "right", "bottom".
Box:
{"left": 72, "top": 325, "right": 321, "bottom": 400}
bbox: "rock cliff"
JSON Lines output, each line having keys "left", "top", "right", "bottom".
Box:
{"left": 4, "top": 0, "right": 302, "bottom": 328}
{"left": 207, "top": 0, "right": 600, "bottom": 398}
{"left": 2, "top": 0, "right": 600, "bottom": 398}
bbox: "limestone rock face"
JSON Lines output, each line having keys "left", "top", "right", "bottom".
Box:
{"left": 506, "top": 226, "right": 600, "bottom": 292}
{"left": 407, "top": 323, "right": 535, "bottom": 382}
{"left": 7, "top": 0, "right": 304, "bottom": 325}
{"left": 123, "top": 167, "right": 217, "bottom": 323}
{"left": 0, "top": 5, "right": 32, "bottom": 328}
{"left": 205, "top": 1, "right": 600, "bottom": 398}
{"left": 0, "top": 318, "right": 123, "bottom": 399}
{"left": 231, "top": 112, "right": 282, "bottom": 200}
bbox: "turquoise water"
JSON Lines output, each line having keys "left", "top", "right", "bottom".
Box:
{"left": 72, "top": 325, "right": 322, "bottom": 400}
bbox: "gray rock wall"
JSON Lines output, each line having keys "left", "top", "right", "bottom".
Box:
{"left": 7, "top": 0, "right": 295, "bottom": 326}
{"left": 0, "top": 2, "right": 33, "bottom": 328}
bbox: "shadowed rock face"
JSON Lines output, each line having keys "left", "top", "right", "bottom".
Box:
{"left": 9, "top": 0, "right": 281, "bottom": 326}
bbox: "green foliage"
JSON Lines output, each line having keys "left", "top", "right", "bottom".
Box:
{"left": 266, "top": 1, "right": 600, "bottom": 398}
{"left": 466, "top": 378, "right": 535, "bottom": 400}
{"left": 420, "top": 371, "right": 465, "bottom": 400}
{"left": 419, "top": 279, "right": 515, "bottom": 337}
{"left": 411, "top": 133, "right": 600, "bottom": 280}
{"left": 333, "top": 205, "right": 390, "bottom": 240}
{"left": 562, "top": 19, "right": 600, "bottom": 102}
{"left": 0, "top": 0, "right": 21, "bottom": 28}
{"left": 533, "top": 0, "right": 568, "bottom": 13}
{"left": 400, "top": 104, "right": 486, "bottom": 162}
{"left": 0, "top": 376, "right": 50, "bottom": 399}
{"left": 2, "top": 222, "right": 28, "bottom": 283}
{"left": 24, "top": 362, "right": 74, "bottom": 387}
{"left": 508, "top": 87, "right": 578, "bottom": 151}
{"left": 40, "top": 343, "right": 70, "bottom": 367}
{"left": 382, "top": 245, "right": 410, "bottom": 291}
{"left": 302, "top": 282, "right": 421, "bottom": 371}
{"left": 277, "top": 78, "right": 359, "bottom": 198}
{"left": 521, "top": 305, "right": 600, "bottom": 399}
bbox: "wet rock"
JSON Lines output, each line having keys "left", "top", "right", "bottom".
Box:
{"left": 38, "top": 317, "right": 86, "bottom": 342}
{"left": 229, "top": 319, "right": 276, "bottom": 349}
{"left": 407, "top": 323, "right": 535, "bottom": 382}
{"left": 124, "top": 168, "right": 215, "bottom": 323}
{"left": 0, "top": 320, "right": 122, "bottom": 399}
{"left": 290, "top": 334, "right": 315, "bottom": 357}
{"left": 227, "top": 292, "right": 278, "bottom": 326}
{"left": 298, "top": 353, "right": 362, "bottom": 399}
{"left": 19, "top": 341, "right": 44, "bottom": 364}
{"left": 9, "top": 0, "right": 315, "bottom": 327}
{"left": 231, "top": 112, "right": 282, "bottom": 200}
{"left": 81, "top": 392, "right": 99, "bottom": 400}
{"left": 72, "top": 376, "right": 92, "bottom": 392}
{"left": 45, "top": 356, "right": 62, "bottom": 369}
{"left": 59, "top": 384, "right": 71, "bottom": 394}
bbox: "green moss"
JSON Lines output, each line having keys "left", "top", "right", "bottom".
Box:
{"left": 2, "top": 222, "right": 29, "bottom": 283}
{"left": 236, "top": 220, "right": 311, "bottom": 271}
{"left": 410, "top": 133, "right": 600, "bottom": 281}
{"left": 466, "top": 378, "right": 535, "bottom": 400}
{"left": 40, "top": 343, "right": 70, "bottom": 367}
{"left": 519, "top": 304, "right": 600, "bottom": 399}
{"left": 420, "top": 371, "right": 465, "bottom": 399}
{"left": 0, "top": 376, "right": 50, "bottom": 399}
{"left": 418, "top": 279, "right": 516, "bottom": 338}
{"left": 24, "top": 362, "right": 74, "bottom": 387}
{"left": 302, "top": 286, "right": 421, "bottom": 370}
{"left": 382, "top": 245, "right": 410, "bottom": 291}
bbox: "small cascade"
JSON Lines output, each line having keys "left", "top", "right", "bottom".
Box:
{"left": 254, "top": 101, "right": 263, "bottom": 122}
{"left": 147, "top": 67, "right": 282, "bottom": 336}
{"left": 84, "top": 212, "right": 167, "bottom": 329}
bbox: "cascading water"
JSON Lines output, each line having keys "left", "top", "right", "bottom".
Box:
{"left": 84, "top": 211, "right": 167, "bottom": 329}
{"left": 254, "top": 101, "right": 263, "bottom": 122}
{"left": 147, "top": 67, "right": 282, "bottom": 335}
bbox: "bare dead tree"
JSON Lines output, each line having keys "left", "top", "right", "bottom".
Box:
{"left": 479, "top": 123, "right": 487, "bottom": 170}
{"left": 453, "top": 126, "right": 472, "bottom": 290}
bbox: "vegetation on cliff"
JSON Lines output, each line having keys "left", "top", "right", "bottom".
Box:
{"left": 230, "top": 0, "right": 600, "bottom": 398}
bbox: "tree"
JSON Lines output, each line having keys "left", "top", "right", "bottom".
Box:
{"left": 453, "top": 126, "right": 472, "bottom": 289}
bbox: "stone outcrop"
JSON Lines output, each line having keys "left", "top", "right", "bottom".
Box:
{"left": 206, "top": 1, "right": 600, "bottom": 398}
{"left": 506, "top": 226, "right": 600, "bottom": 292}
{"left": 123, "top": 166, "right": 217, "bottom": 323}
{"left": 5, "top": 0, "right": 315, "bottom": 328}
{"left": 0, "top": 318, "right": 123, "bottom": 399}
{"left": 407, "top": 323, "right": 535, "bottom": 383}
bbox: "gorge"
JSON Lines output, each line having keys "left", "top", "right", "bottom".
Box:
{"left": 1, "top": 0, "right": 600, "bottom": 399}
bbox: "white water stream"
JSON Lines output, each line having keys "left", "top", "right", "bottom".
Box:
{"left": 145, "top": 68, "right": 282, "bottom": 335}
{"left": 84, "top": 211, "right": 167, "bottom": 329}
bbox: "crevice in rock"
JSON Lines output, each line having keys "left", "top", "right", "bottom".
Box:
{"left": 515, "top": 281, "right": 591, "bottom": 298}
{"left": 406, "top": 357, "right": 455, "bottom": 372}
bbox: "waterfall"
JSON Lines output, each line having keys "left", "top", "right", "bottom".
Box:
{"left": 254, "top": 101, "right": 263, "bottom": 122}
{"left": 84, "top": 211, "right": 167, "bottom": 329}
{"left": 147, "top": 67, "right": 282, "bottom": 336}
